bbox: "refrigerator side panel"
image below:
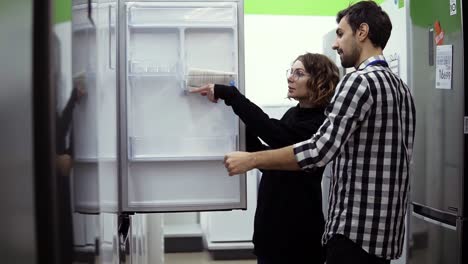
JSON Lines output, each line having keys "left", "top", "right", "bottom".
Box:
{"left": 0, "top": 0, "right": 37, "bottom": 263}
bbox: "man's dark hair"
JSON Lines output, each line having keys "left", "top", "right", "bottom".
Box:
{"left": 337, "top": 1, "right": 392, "bottom": 49}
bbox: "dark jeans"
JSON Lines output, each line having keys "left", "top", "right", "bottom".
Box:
{"left": 325, "top": 234, "right": 390, "bottom": 264}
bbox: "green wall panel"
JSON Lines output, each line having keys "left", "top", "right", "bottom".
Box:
{"left": 245, "top": 0, "right": 385, "bottom": 16}
{"left": 410, "top": 0, "right": 461, "bottom": 33}
{"left": 54, "top": 0, "right": 71, "bottom": 24}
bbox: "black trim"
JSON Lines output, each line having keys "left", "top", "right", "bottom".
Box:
{"left": 412, "top": 203, "right": 457, "bottom": 227}
{"left": 462, "top": 0, "right": 468, "bottom": 219}
{"left": 33, "top": 1, "right": 56, "bottom": 263}
{"left": 164, "top": 237, "right": 204, "bottom": 253}
{"left": 209, "top": 249, "right": 256, "bottom": 260}
{"left": 462, "top": 220, "right": 467, "bottom": 264}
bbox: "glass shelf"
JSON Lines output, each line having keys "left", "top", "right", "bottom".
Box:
{"left": 128, "top": 136, "right": 237, "bottom": 160}
{"left": 128, "top": 60, "right": 178, "bottom": 74}
{"left": 128, "top": 24, "right": 235, "bottom": 30}
{"left": 129, "top": 156, "right": 224, "bottom": 162}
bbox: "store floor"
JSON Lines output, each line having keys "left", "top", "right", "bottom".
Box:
{"left": 165, "top": 252, "right": 257, "bottom": 264}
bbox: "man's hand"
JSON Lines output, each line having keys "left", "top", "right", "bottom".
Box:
{"left": 189, "top": 84, "right": 218, "bottom": 103}
{"left": 224, "top": 151, "right": 256, "bottom": 176}
{"left": 224, "top": 146, "right": 301, "bottom": 175}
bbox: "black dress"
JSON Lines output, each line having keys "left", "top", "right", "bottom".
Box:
{"left": 215, "top": 84, "right": 326, "bottom": 263}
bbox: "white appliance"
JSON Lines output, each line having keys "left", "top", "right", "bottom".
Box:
{"left": 71, "top": 0, "right": 246, "bottom": 261}
{"left": 72, "top": 0, "right": 246, "bottom": 214}
{"left": 117, "top": 0, "right": 246, "bottom": 213}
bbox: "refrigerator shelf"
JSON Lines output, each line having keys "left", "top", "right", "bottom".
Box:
{"left": 128, "top": 60, "right": 179, "bottom": 74}
{"left": 74, "top": 157, "right": 118, "bottom": 163}
{"left": 129, "top": 156, "right": 224, "bottom": 162}
{"left": 128, "top": 24, "right": 235, "bottom": 30}
{"left": 128, "top": 136, "right": 238, "bottom": 159}
{"left": 128, "top": 73, "right": 178, "bottom": 78}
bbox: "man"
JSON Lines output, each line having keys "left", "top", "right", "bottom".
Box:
{"left": 223, "top": 1, "right": 415, "bottom": 264}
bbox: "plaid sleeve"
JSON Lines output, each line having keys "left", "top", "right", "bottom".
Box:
{"left": 293, "top": 73, "right": 373, "bottom": 169}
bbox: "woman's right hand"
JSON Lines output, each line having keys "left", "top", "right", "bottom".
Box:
{"left": 189, "top": 84, "right": 218, "bottom": 103}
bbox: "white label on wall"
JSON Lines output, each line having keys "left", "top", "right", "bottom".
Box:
{"left": 435, "top": 45, "right": 453, "bottom": 89}
{"left": 450, "top": 0, "right": 457, "bottom": 16}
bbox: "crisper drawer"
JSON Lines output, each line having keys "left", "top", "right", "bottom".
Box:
{"left": 408, "top": 204, "right": 460, "bottom": 264}
{"left": 119, "top": 0, "right": 246, "bottom": 212}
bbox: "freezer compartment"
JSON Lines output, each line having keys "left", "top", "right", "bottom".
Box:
{"left": 126, "top": 160, "right": 242, "bottom": 211}
{"left": 127, "top": 2, "right": 237, "bottom": 27}
{"left": 409, "top": 208, "right": 460, "bottom": 264}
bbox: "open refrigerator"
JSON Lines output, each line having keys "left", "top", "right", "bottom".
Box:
{"left": 117, "top": 0, "right": 246, "bottom": 213}
{"left": 69, "top": 0, "right": 246, "bottom": 262}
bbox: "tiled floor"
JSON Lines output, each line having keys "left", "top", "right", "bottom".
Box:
{"left": 165, "top": 252, "right": 257, "bottom": 264}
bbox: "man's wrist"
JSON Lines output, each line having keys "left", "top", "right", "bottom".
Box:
{"left": 250, "top": 152, "right": 258, "bottom": 170}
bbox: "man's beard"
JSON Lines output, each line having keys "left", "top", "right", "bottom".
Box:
{"left": 340, "top": 43, "right": 361, "bottom": 68}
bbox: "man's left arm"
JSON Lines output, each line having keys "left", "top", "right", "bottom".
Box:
{"left": 224, "top": 146, "right": 299, "bottom": 176}
{"left": 224, "top": 74, "right": 373, "bottom": 175}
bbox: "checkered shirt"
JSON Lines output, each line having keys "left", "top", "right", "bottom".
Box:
{"left": 293, "top": 55, "right": 416, "bottom": 259}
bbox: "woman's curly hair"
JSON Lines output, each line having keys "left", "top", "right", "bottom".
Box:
{"left": 294, "top": 53, "right": 340, "bottom": 108}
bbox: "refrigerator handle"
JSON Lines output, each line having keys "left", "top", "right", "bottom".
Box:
{"left": 87, "top": 0, "right": 95, "bottom": 26}
{"left": 108, "top": 5, "right": 115, "bottom": 70}
{"left": 412, "top": 202, "right": 457, "bottom": 230}
{"left": 428, "top": 28, "right": 434, "bottom": 66}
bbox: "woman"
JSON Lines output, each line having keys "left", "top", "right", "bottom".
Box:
{"left": 190, "top": 53, "right": 340, "bottom": 264}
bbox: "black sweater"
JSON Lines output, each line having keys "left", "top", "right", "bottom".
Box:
{"left": 215, "top": 85, "right": 326, "bottom": 263}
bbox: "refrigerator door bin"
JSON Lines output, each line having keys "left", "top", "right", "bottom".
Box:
{"left": 185, "top": 68, "right": 237, "bottom": 88}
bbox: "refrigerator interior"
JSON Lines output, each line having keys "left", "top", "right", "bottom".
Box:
{"left": 120, "top": 1, "right": 246, "bottom": 212}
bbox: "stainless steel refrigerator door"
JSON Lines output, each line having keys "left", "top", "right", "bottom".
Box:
{"left": 118, "top": 0, "right": 247, "bottom": 212}
{"left": 409, "top": 0, "right": 464, "bottom": 216}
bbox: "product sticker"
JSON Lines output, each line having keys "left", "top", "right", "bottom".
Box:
{"left": 435, "top": 45, "right": 453, "bottom": 89}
